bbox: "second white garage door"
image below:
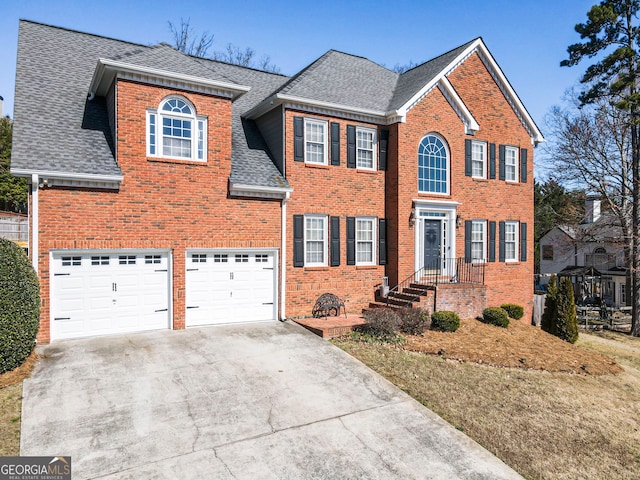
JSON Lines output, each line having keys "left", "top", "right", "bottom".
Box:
{"left": 185, "top": 250, "right": 277, "bottom": 326}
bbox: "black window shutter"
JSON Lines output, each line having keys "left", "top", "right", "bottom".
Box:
{"left": 379, "top": 218, "right": 387, "bottom": 265}
{"left": 520, "top": 222, "right": 527, "bottom": 262}
{"left": 499, "top": 221, "right": 506, "bottom": 262}
{"left": 330, "top": 216, "right": 340, "bottom": 266}
{"left": 330, "top": 123, "right": 340, "bottom": 166}
{"left": 347, "top": 125, "right": 356, "bottom": 168}
{"left": 520, "top": 148, "right": 528, "bottom": 183}
{"left": 499, "top": 145, "right": 506, "bottom": 181}
{"left": 379, "top": 130, "right": 389, "bottom": 171}
{"left": 294, "top": 117, "right": 304, "bottom": 162}
{"left": 293, "top": 215, "right": 304, "bottom": 267}
{"left": 464, "top": 220, "right": 472, "bottom": 263}
{"left": 489, "top": 221, "right": 496, "bottom": 262}
{"left": 346, "top": 217, "right": 356, "bottom": 265}
{"left": 489, "top": 143, "right": 496, "bottom": 179}
{"left": 464, "top": 139, "right": 472, "bottom": 177}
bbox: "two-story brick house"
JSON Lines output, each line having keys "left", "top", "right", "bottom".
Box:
{"left": 11, "top": 21, "right": 543, "bottom": 342}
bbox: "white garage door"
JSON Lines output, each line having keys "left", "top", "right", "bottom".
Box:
{"left": 51, "top": 251, "right": 170, "bottom": 340}
{"left": 185, "top": 250, "right": 277, "bottom": 327}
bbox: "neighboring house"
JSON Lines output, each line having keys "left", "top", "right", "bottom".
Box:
{"left": 11, "top": 21, "right": 543, "bottom": 343}
{"left": 539, "top": 200, "right": 627, "bottom": 307}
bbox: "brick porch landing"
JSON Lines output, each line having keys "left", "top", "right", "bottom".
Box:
{"left": 293, "top": 314, "right": 367, "bottom": 339}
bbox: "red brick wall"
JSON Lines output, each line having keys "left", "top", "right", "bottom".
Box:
{"left": 283, "top": 110, "right": 386, "bottom": 318}
{"left": 35, "top": 80, "right": 281, "bottom": 342}
{"left": 388, "top": 52, "right": 535, "bottom": 322}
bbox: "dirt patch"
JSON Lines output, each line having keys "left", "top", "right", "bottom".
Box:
{"left": 404, "top": 317, "right": 622, "bottom": 375}
{"left": 0, "top": 350, "right": 40, "bottom": 389}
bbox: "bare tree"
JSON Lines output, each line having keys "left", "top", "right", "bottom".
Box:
{"left": 212, "top": 44, "right": 279, "bottom": 73}
{"left": 169, "top": 18, "right": 280, "bottom": 73}
{"left": 545, "top": 94, "right": 633, "bottom": 305}
{"left": 168, "top": 18, "right": 214, "bottom": 58}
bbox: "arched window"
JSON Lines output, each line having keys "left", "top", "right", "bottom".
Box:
{"left": 147, "top": 96, "right": 207, "bottom": 161}
{"left": 418, "top": 134, "right": 449, "bottom": 194}
{"left": 594, "top": 247, "right": 606, "bottom": 254}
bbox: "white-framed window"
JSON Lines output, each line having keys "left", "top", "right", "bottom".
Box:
{"left": 305, "top": 215, "right": 328, "bottom": 266}
{"left": 356, "top": 127, "right": 376, "bottom": 170}
{"left": 471, "top": 141, "right": 486, "bottom": 179}
{"left": 147, "top": 96, "right": 207, "bottom": 161}
{"left": 505, "top": 146, "right": 518, "bottom": 182}
{"left": 471, "top": 220, "right": 486, "bottom": 262}
{"left": 418, "top": 134, "right": 449, "bottom": 194}
{"left": 305, "top": 119, "right": 328, "bottom": 165}
{"left": 505, "top": 221, "right": 519, "bottom": 262}
{"left": 620, "top": 283, "right": 627, "bottom": 305}
{"left": 356, "top": 217, "right": 376, "bottom": 265}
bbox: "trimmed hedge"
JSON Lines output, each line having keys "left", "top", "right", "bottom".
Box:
{"left": 500, "top": 303, "right": 524, "bottom": 320}
{"left": 482, "top": 306, "right": 509, "bottom": 328}
{"left": 0, "top": 239, "right": 40, "bottom": 374}
{"left": 431, "top": 311, "right": 460, "bottom": 332}
{"left": 398, "top": 307, "right": 431, "bottom": 335}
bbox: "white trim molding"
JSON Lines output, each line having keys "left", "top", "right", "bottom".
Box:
{"left": 228, "top": 181, "right": 293, "bottom": 199}
{"left": 12, "top": 169, "right": 123, "bottom": 190}
{"left": 89, "top": 58, "right": 251, "bottom": 100}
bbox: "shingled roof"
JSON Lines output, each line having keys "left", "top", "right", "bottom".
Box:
{"left": 11, "top": 20, "right": 542, "bottom": 190}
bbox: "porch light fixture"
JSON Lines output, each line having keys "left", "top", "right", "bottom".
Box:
{"left": 456, "top": 215, "right": 462, "bottom": 228}
{"left": 409, "top": 208, "right": 416, "bottom": 228}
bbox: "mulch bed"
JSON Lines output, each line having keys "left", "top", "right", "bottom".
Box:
{"left": 0, "top": 350, "right": 40, "bottom": 388}
{"left": 404, "top": 318, "right": 623, "bottom": 375}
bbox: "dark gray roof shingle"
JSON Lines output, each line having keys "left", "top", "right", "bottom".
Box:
{"left": 274, "top": 50, "right": 398, "bottom": 112}
{"left": 12, "top": 20, "right": 487, "bottom": 189}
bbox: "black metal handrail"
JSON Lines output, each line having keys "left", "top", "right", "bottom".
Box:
{"left": 385, "top": 257, "right": 485, "bottom": 306}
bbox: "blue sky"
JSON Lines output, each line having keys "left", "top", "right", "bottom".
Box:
{"left": 1, "top": 0, "right": 596, "bottom": 133}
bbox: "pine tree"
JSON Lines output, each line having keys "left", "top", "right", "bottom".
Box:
{"left": 556, "top": 277, "right": 579, "bottom": 344}
{"left": 541, "top": 275, "right": 558, "bottom": 336}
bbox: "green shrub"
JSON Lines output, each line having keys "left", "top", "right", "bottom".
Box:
{"left": 541, "top": 275, "right": 558, "bottom": 336}
{"left": 500, "top": 303, "right": 524, "bottom": 320}
{"left": 431, "top": 311, "right": 460, "bottom": 332}
{"left": 482, "top": 306, "right": 510, "bottom": 328}
{"left": 0, "top": 239, "right": 40, "bottom": 374}
{"left": 398, "top": 307, "right": 431, "bottom": 335}
{"left": 362, "top": 308, "right": 401, "bottom": 335}
{"left": 556, "top": 277, "right": 579, "bottom": 344}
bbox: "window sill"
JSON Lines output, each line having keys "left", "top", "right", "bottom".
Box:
{"left": 147, "top": 156, "right": 207, "bottom": 166}
{"left": 356, "top": 168, "right": 378, "bottom": 174}
{"left": 304, "top": 266, "right": 329, "bottom": 271}
{"left": 504, "top": 261, "right": 521, "bottom": 266}
{"left": 472, "top": 177, "right": 489, "bottom": 182}
{"left": 417, "top": 192, "right": 451, "bottom": 198}
{"left": 304, "top": 163, "right": 330, "bottom": 169}
{"left": 356, "top": 265, "right": 378, "bottom": 270}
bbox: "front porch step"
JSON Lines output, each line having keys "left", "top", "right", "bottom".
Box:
{"left": 389, "top": 292, "right": 421, "bottom": 302}
{"left": 409, "top": 283, "right": 436, "bottom": 292}
{"left": 384, "top": 296, "right": 414, "bottom": 308}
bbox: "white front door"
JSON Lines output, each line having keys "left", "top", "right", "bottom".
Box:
{"left": 51, "top": 252, "right": 170, "bottom": 340}
{"left": 185, "top": 250, "right": 277, "bottom": 326}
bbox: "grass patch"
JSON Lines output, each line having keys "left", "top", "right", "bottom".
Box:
{"left": 0, "top": 349, "right": 39, "bottom": 456}
{"left": 333, "top": 320, "right": 640, "bottom": 480}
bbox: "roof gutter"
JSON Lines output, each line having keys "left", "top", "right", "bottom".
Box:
{"left": 228, "top": 181, "right": 293, "bottom": 199}
{"left": 245, "top": 93, "right": 404, "bottom": 125}
{"left": 88, "top": 58, "right": 251, "bottom": 99}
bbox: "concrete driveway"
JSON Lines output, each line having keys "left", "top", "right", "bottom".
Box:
{"left": 21, "top": 321, "right": 523, "bottom": 479}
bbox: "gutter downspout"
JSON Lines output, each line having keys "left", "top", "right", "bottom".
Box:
{"left": 280, "top": 191, "right": 290, "bottom": 320}
{"left": 31, "top": 173, "right": 38, "bottom": 273}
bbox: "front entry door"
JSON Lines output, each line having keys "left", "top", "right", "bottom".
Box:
{"left": 423, "top": 219, "right": 442, "bottom": 270}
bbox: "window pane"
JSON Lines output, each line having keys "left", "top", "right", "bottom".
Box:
{"left": 418, "top": 135, "right": 448, "bottom": 193}
{"left": 305, "top": 217, "right": 326, "bottom": 264}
